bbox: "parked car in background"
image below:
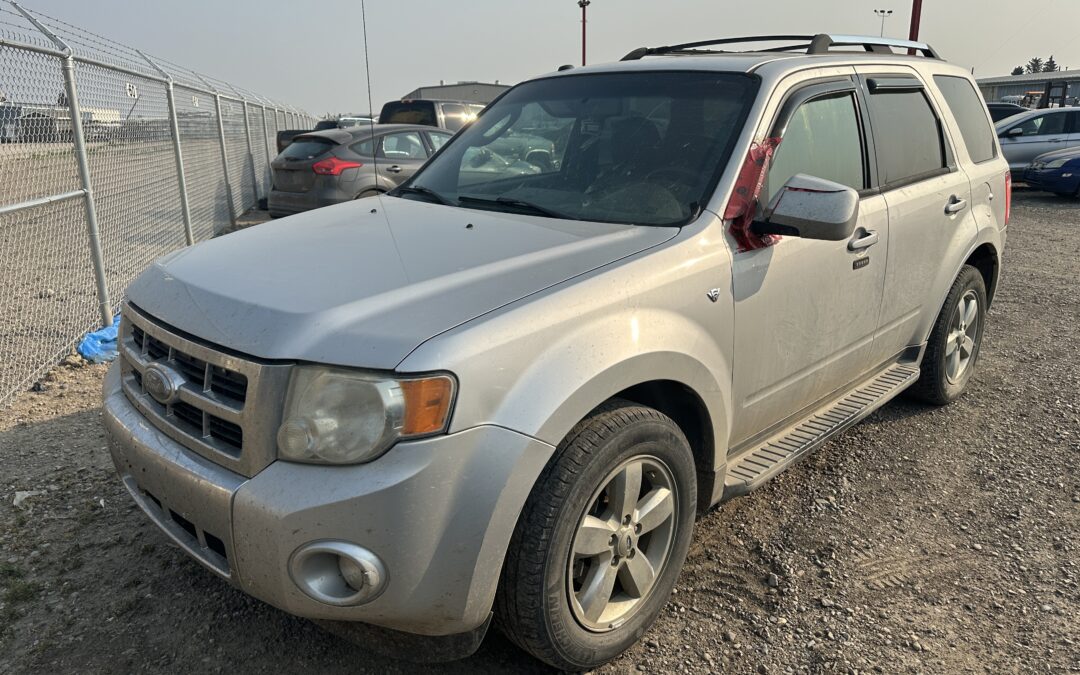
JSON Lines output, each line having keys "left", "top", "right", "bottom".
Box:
{"left": 313, "top": 119, "right": 341, "bottom": 131}
{"left": 986, "top": 102, "right": 1028, "bottom": 122}
{"left": 379, "top": 99, "right": 485, "bottom": 131}
{"left": 1023, "top": 146, "right": 1080, "bottom": 196}
{"left": 996, "top": 107, "right": 1080, "bottom": 177}
{"left": 268, "top": 124, "right": 444, "bottom": 217}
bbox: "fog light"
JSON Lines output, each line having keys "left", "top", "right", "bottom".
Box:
{"left": 288, "top": 541, "right": 388, "bottom": 606}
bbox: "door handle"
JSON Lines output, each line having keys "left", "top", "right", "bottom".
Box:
{"left": 385, "top": 165, "right": 402, "bottom": 173}
{"left": 945, "top": 195, "right": 967, "bottom": 214}
{"left": 848, "top": 229, "right": 878, "bottom": 251}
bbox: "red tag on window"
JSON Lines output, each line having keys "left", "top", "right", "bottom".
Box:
{"left": 724, "top": 137, "right": 782, "bottom": 252}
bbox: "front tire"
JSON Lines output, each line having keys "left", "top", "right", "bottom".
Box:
{"left": 495, "top": 400, "right": 696, "bottom": 671}
{"left": 907, "top": 264, "right": 987, "bottom": 405}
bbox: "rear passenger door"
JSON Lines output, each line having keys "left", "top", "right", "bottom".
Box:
{"left": 855, "top": 69, "right": 979, "bottom": 367}
{"left": 375, "top": 131, "right": 429, "bottom": 189}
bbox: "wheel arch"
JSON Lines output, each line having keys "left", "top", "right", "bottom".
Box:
{"left": 965, "top": 242, "right": 1000, "bottom": 307}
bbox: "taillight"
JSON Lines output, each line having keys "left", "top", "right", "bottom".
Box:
{"left": 1004, "top": 171, "right": 1011, "bottom": 226}
{"left": 312, "top": 157, "right": 363, "bottom": 176}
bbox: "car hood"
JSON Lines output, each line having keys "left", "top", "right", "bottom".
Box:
{"left": 1033, "top": 145, "right": 1080, "bottom": 164}
{"left": 126, "top": 196, "right": 676, "bottom": 369}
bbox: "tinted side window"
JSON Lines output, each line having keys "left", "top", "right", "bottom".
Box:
{"left": 349, "top": 137, "right": 377, "bottom": 156}
{"left": 866, "top": 88, "right": 946, "bottom": 186}
{"left": 768, "top": 93, "right": 865, "bottom": 202}
{"left": 933, "top": 76, "right": 996, "bottom": 163}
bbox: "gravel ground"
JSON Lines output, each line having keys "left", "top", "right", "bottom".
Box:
{"left": 0, "top": 190, "right": 1077, "bottom": 674}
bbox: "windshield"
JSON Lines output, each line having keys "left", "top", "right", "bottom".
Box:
{"left": 398, "top": 72, "right": 758, "bottom": 226}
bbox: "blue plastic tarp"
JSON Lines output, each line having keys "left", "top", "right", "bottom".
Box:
{"left": 77, "top": 315, "right": 121, "bottom": 363}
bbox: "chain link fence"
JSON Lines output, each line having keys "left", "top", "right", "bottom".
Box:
{"left": 0, "top": 1, "right": 314, "bottom": 407}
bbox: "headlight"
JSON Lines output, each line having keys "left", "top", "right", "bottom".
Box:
{"left": 277, "top": 366, "right": 455, "bottom": 464}
{"left": 1045, "top": 158, "right": 1069, "bottom": 169}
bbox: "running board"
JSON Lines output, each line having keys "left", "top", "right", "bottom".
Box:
{"left": 723, "top": 363, "right": 920, "bottom": 499}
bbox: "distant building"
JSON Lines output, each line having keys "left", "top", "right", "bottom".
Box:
{"left": 977, "top": 71, "right": 1079, "bottom": 104}
{"left": 400, "top": 81, "right": 510, "bottom": 104}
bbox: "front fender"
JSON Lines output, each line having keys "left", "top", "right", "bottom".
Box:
{"left": 399, "top": 223, "right": 734, "bottom": 471}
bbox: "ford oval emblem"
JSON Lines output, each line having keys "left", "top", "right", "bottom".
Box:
{"left": 143, "top": 363, "right": 185, "bottom": 405}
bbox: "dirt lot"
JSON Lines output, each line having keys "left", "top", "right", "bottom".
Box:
{"left": 0, "top": 191, "right": 1077, "bottom": 674}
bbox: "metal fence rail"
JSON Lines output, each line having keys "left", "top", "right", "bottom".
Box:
{"left": 0, "top": 1, "right": 313, "bottom": 406}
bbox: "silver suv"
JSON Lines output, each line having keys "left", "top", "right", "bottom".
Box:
{"left": 102, "top": 34, "right": 1008, "bottom": 670}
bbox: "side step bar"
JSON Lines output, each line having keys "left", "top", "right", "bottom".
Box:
{"left": 723, "top": 363, "right": 920, "bottom": 499}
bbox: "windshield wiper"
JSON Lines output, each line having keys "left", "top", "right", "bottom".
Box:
{"left": 393, "top": 185, "right": 454, "bottom": 206}
{"left": 458, "top": 195, "right": 570, "bottom": 220}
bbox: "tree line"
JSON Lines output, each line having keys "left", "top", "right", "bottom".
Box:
{"left": 1011, "top": 56, "right": 1063, "bottom": 75}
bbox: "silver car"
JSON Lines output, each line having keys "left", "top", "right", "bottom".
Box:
{"left": 996, "top": 107, "right": 1080, "bottom": 177}
{"left": 267, "top": 124, "right": 451, "bottom": 217}
{"left": 103, "top": 34, "right": 1008, "bottom": 670}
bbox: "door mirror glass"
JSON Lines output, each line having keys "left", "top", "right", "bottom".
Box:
{"left": 755, "top": 174, "right": 860, "bottom": 241}
{"left": 1004, "top": 126, "right": 1024, "bottom": 138}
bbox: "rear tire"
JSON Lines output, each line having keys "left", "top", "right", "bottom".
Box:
{"left": 495, "top": 400, "right": 696, "bottom": 671}
{"left": 906, "top": 264, "right": 987, "bottom": 405}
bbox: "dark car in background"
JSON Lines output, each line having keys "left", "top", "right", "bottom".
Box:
{"left": 379, "top": 99, "right": 485, "bottom": 131}
{"left": 986, "top": 102, "right": 1028, "bottom": 122}
{"left": 268, "top": 124, "right": 448, "bottom": 217}
{"left": 1023, "top": 146, "right": 1080, "bottom": 197}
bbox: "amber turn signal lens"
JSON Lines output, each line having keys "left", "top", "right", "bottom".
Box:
{"left": 399, "top": 377, "right": 454, "bottom": 436}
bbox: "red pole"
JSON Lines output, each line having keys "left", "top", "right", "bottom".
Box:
{"left": 908, "top": 0, "right": 923, "bottom": 42}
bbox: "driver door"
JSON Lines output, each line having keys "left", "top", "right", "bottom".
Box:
{"left": 729, "top": 81, "right": 888, "bottom": 447}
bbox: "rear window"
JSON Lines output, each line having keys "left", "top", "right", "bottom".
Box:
{"left": 280, "top": 138, "right": 335, "bottom": 160}
{"left": 866, "top": 87, "right": 946, "bottom": 187}
{"left": 380, "top": 101, "right": 437, "bottom": 126}
{"left": 934, "top": 76, "right": 996, "bottom": 163}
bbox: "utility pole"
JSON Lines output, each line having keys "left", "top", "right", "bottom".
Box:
{"left": 578, "top": 0, "right": 590, "bottom": 66}
{"left": 873, "top": 9, "right": 893, "bottom": 37}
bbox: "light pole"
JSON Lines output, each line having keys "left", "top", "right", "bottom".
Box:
{"left": 578, "top": 0, "right": 591, "bottom": 66}
{"left": 873, "top": 9, "right": 893, "bottom": 37}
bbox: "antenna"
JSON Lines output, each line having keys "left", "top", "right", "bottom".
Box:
{"left": 360, "top": 0, "right": 378, "bottom": 185}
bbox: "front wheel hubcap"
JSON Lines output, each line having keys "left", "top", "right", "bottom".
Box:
{"left": 945, "top": 290, "right": 979, "bottom": 383}
{"left": 567, "top": 456, "right": 677, "bottom": 632}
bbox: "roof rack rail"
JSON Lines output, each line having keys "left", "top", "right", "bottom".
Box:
{"left": 620, "top": 33, "right": 941, "bottom": 61}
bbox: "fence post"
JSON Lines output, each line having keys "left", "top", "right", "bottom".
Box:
{"left": 138, "top": 50, "right": 194, "bottom": 246}
{"left": 13, "top": 2, "right": 112, "bottom": 326}
{"left": 259, "top": 103, "right": 273, "bottom": 192}
{"left": 196, "top": 74, "right": 238, "bottom": 229}
{"left": 241, "top": 100, "right": 260, "bottom": 204}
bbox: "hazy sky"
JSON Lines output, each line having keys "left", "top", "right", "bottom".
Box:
{"left": 25, "top": 0, "right": 1080, "bottom": 116}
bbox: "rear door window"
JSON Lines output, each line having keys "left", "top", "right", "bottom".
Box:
{"left": 865, "top": 86, "right": 946, "bottom": 187}
{"left": 279, "top": 138, "right": 335, "bottom": 160}
{"left": 349, "top": 137, "right": 377, "bottom": 156}
{"left": 767, "top": 93, "right": 865, "bottom": 202}
{"left": 933, "top": 75, "right": 997, "bottom": 163}
{"left": 379, "top": 131, "right": 428, "bottom": 159}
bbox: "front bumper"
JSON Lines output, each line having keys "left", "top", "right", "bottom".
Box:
{"left": 1022, "top": 167, "right": 1080, "bottom": 194}
{"left": 103, "top": 364, "right": 554, "bottom": 636}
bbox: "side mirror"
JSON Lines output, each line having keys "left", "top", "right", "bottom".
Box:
{"left": 753, "top": 174, "right": 860, "bottom": 241}
{"left": 1004, "top": 127, "right": 1024, "bottom": 138}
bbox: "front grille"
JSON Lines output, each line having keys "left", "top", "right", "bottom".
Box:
{"left": 118, "top": 303, "right": 292, "bottom": 478}
{"left": 140, "top": 484, "right": 230, "bottom": 576}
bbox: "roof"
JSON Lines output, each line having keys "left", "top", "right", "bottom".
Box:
{"left": 295, "top": 124, "right": 433, "bottom": 143}
{"left": 977, "top": 71, "right": 1080, "bottom": 85}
